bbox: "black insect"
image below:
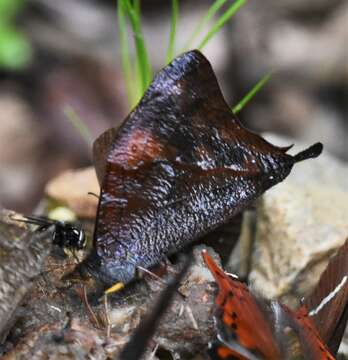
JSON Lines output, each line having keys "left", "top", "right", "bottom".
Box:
{"left": 12, "top": 215, "right": 86, "bottom": 250}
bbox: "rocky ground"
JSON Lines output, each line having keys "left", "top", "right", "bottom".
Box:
{"left": 0, "top": 0, "right": 347, "bottom": 358}
{"left": 0, "top": 137, "right": 347, "bottom": 359}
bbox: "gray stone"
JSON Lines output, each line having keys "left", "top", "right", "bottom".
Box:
{"left": 249, "top": 134, "right": 348, "bottom": 305}
{"left": 247, "top": 134, "right": 348, "bottom": 354}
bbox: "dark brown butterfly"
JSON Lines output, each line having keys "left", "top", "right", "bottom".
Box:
{"left": 81, "top": 50, "right": 323, "bottom": 287}
{"left": 203, "top": 239, "right": 348, "bottom": 359}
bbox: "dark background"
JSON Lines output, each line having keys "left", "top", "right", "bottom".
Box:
{"left": 0, "top": 0, "right": 347, "bottom": 212}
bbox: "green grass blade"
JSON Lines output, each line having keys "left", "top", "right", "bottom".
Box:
{"left": 123, "top": 0, "right": 152, "bottom": 95}
{"left": 183, "top": 0, "right": 227, "bottom": 51}
{"left": 198, "top": 0, "right": 247, "bottom": 50}
{"left": 63, "top": 105, "right": 93, "bottom": 147}
{"left": 132, "top": 53, "right": 142, "bottom": 105}
{"left": 117, "top": 0, "right": 135, "bottom": 107}
{"left": 134, "top": 0, "right": 141, "bottom": 16}
{"left": 232, "top": 71, "right": 273, "bottom": 114}
{"left": 166, "top": 0, "right": 179, "bottom": 64}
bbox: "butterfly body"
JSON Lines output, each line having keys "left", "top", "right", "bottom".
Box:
{"left": 83, "top": 50, "right": 322, "bottom": 286}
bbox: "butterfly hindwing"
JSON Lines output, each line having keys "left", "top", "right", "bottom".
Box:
{"left": 87, "top": 50, "right": 322, "bottom": 286}
{"left": 93, "top": 127, "right": 118, "bottom": 185}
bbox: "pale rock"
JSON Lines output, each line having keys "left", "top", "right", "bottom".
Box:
{"left": 249, "top": 134, "right": 348, "bottom": 306}
{"left": 45, "top": 166, "right": 99, "bottom": 219}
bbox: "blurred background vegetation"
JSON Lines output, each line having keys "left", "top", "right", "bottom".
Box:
{"left": 0, "top": 0, "right": 346, "bottom": 212}
{"left": 0, "top": 0, "right": 32, "bottom": 69}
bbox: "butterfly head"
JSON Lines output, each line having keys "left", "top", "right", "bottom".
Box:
{"left": 77, "top": 248, "right": 137, "bottom": 286}
{"left": 98, "top": 258, "right": 136, "bottom": 285}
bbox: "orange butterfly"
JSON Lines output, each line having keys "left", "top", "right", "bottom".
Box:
{"left": 203, "top": 240, "right": 348, "bottom": 359}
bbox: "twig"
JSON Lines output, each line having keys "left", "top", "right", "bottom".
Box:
{"left": 82, "top": 285, "right": 101, "bottom": 329}
{"left": 104, "top": 293, "right": 111, "bottom": 338}
{"left": 185, "top": 305, "right": 199, "bottom": 330}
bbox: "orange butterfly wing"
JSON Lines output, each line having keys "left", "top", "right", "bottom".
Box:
{"left": 281, "top": 304, "right": 335, "bottom": 360}
{"left": 284, "top": 239, "right": 348, "bottom": 358}
{"left": 203, "top": 250, "right": 281, "bottom": 360}
{"left": 302, "top": 239, "right": 348, "bottom": 355}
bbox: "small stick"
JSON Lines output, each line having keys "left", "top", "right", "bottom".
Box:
{"left": 82, "top": 285, "right": 101, "bottom": 329}
{"left": 138, "top": 265, "right": 186, "bottom": 300}
{"left": 104, "top": 293, "right": 111, "bottom": 338}
{"left": 185, "top": 305, "right": 198, "bottom": 330}
{"left": 137, "top": 265, "right": 166, "bottom": 284}
{"left": 178, "top": 303, "right": 185, "bottom": 317}
{"left": 148, "top": 343, "right": 159, "bottom": 360}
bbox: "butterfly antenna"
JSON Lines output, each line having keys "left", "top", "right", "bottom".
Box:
{"left": 87, "top": 192, "right": 99, "bottom": 199}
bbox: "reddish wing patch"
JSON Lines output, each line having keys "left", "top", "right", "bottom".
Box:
{"left": 282, "top": 304, "right": 335, "bottom": 360}
{"left": 302, "top": 239, "right": 348, "bottom": 355}
{"left": 211, "top": 345, "right": 249, "bottom": 360}
{"left": 93, "top": 127, "right": 118, "bottom": 184}
{"left": 203, "top": 241, "right": 348, "bottom": 359}
{"left": 202, "top": 251, "right": 281, "bottom": 360}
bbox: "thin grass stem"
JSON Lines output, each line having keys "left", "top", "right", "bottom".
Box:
{"left": 63, "top": 105, "right": 93, "bottom": 147}
{"left": 123, "top": 0, "right": 152, "bottom": 94}
{"left": 117, "top": 0, "right": 135, "bottom": 106}
{"left": 198, "top": 0, "right": 247, "bottom": 50}
{"left": 166, "top": 0, "right": 179, "bottom": 64}
{"left": 232, "top": 71, "right": 273, "bottom": 114}
{"left": 183, "top": 0, "right": 227, "bottom": 51}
